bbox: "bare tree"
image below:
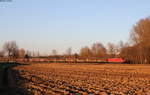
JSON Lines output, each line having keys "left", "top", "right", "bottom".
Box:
{"left": 3, "top": 41, "right": 19, "bottom": 58}
{"left": 18, "top": 48, "right": 25, "bottom": 58}
{"left": 52, "top": 49, "right": 58, "bottom": 56}
{"left": 107, "top": 42, "right": 116, "bottom": 58}
{"left": 80, "top": 46, "right": 92, "bottom": 57}
{"left": 0, "top": 51, "right": 4, "bottom": 57}
{"left": 119, "top": 43, "right": 133, "bottom": 62}
{"left": 117, "top": 41, "right": 124, "bottom": 54}
{"left": 91, "top": 43, "right": 106, "bottom": 57}
{"left": 31, "top": 51, "right": 36, "bottom": 57}
{"left": 114, "top": 41, "right": 124, "bottom": 57}
{"left": 36, "top": 51, "right": 40, "bottom": 57}
{"left": 25, "top": 50, "right": 31, "bottom": 57}
{"left": 130, "top": 17, "right": 150, "bottom": 46}
{"left": 65, "top": 47, "right": 72, "bottom": 56}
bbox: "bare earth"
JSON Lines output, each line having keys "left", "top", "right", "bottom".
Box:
{"left": 12, "top": 63, "right": 150, "bottom": 95}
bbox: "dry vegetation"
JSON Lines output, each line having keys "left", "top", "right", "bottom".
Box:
{"left": 12, "top": 63, "right": 150, "bottom": 95}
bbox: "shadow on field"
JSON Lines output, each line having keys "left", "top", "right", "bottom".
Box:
{"left": 0, "top": 62, "right": 32, "bottom": 95}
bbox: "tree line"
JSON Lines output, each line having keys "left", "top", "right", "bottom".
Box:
{"left": 120, "top": 16, "right": 150, "bottom": 64}
{"left": 0, "top": 41, "right": 121, "bottom": 59}
{"left": 0, "top": 16, "right": 150, "bottom": 64}
{"left": 80, "top": 16, "right": 150, "bottom": 64}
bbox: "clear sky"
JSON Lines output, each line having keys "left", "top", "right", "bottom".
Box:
{"left": 0, "top": 0, "right": 150, "bottom": 55}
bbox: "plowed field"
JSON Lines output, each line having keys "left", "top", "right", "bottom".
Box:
{"left": 12, "top": 63, "right": 150, "bottom": 95}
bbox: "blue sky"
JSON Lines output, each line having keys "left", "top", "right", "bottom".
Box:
{"left": 0, "top": 0, "right": 150, "bottom": 54}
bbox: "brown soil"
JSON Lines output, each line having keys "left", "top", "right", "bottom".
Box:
{"left": 12, "top": 63, "right": 150, "bottom": 95}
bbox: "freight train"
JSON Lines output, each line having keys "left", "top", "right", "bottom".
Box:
{"left": 0, "top": 57, "right": 125, "bottom": 63}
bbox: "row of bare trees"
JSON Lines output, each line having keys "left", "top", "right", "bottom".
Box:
{"left": 79, "top": 16, "right": 150, "bottom": 64}
{"left": 0, "top": 41, "right": 26, "bottom": 58}
{"left": 79, "top": 42, "right": 121, "bottom": 58}
{"left": 0, "top": 41, "right": 121, "bottom": 59}
{"left": 119, "top": 16, "right": 150, "bottom": 64}
{"left": 80, "top": 43, "right": 106, "bottom": 58}
{"left": 0, "top": 41, "right": 41, "bottom": 58}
